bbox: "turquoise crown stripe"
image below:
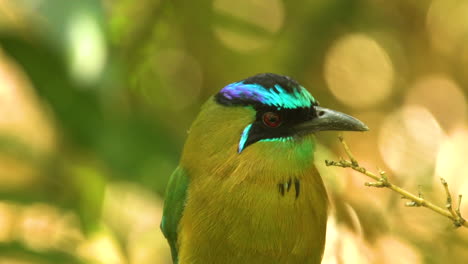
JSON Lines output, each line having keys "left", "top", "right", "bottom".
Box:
{"left": 220, "top": 82, "right": 316, "bottom": 109}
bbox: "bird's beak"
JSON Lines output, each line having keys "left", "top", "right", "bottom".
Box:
{"left": 295, "top": 106, "right": 369, "bottom": 133}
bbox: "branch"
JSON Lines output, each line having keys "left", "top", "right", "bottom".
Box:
{"left": 325, "top": 136, "right": 467, "bottom": 228}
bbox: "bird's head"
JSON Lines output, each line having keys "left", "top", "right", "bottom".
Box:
{"left": 181, "top": 73, "right": 368, "bottom": 176}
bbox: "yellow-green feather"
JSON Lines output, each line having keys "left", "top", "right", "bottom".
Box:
{"left": 161, "top": 167, "right": 190, "bottom": 264}
{"left": 170, "top": 98, "right": 328, "bottom": 264}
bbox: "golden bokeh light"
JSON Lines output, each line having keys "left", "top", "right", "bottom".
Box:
{"left": 322, "top": 212, "right": 372, "bottom": 264}
{"left": 435, "top": 126, "right": 468, "bottom": 195}
{"left": 379, "top": 105, "right": 443, "bottom": 181}
{"left": 0, "top": 201, "right": 85, "bottom": 258}
{"left": 128, "top": 227, "right": 171, "bottom": 264}
{"left": 406, "top": 75, "right": 467, "bottom": 132}
{"left": 339, "top": 228, "right": 372, "bottom": 264}
{"left": 103, "top": 182, "right": 171, "bottom": 264}
{"left": 324, "top": 34, "right": 394, "bottom": 109}
{"left": 77, "top": 227, "right": 125, "bottom": 264}
{"left": 18, "top": 204, "right": 61, "bottom": 250}
{"left": 321, "top": 217, "right": 339, "bottom": 264}
{"left": 0, "top": 202, "right": 16, "bottom": 242}
{"left": 67, "top": 10, "right": 107, "bottom": 85}
{"left": 213, "top": 0, "right": 284, "bottom": 52}
{"left": 0, "top": 49, "right": 56, "bottom": 152}
{"left": 427, "top": 0, "right": 468, "bottom": 56}
{"left": 17, "top": 203, "right": 84, "bottom": 253}
{"left": 0, "top": 49, "right": 56, "bottom": 189}
{"left": 375, "top": 235, "right": 422, "bottom": 264}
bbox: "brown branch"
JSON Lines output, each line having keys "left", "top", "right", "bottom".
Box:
{"left": 325, "top": 136, "right": 467, "bottom": 228}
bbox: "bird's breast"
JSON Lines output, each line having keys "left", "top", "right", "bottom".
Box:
{"left": 178, "top": 166, "right": 328, "bottom": 264}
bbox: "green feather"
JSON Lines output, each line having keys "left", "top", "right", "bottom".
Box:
{"left": 160, "top": 166, "right": 190, "bottom": 264}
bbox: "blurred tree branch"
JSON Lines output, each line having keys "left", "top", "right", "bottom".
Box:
{"left": 325, "top": 136, "right": 467, "bottom": 228}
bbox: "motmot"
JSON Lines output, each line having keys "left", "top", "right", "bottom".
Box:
{"left": 160, "top": 73, "right": 368, "bottom": 264}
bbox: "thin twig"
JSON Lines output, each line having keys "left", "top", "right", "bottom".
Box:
{"left": 457, "top": 195, "right": 464, "bottom": 222}
{"left": 441, "top": 178, "right": 458, "bottom": 220}
{"left": 325, "top": 136, "right": 467, "bottom": 228}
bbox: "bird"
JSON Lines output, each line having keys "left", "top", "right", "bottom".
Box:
{"left": 160, "top": 73, "right": 368, "bottom": 264}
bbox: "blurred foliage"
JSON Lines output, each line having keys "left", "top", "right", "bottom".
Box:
{"left": 0, "top": 0, "right": 467, "bottom": 263}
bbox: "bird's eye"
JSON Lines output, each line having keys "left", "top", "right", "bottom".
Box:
{"left": 263, "top": 112, "right": 282, "bottom": 128}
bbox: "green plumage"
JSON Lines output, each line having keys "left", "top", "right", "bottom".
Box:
{"left": 161, "top": 167, "right": 189, "bottom": 264}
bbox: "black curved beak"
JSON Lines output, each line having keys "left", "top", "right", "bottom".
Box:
{"left": 295, "top": 106, "right": 369, "bottom": 133}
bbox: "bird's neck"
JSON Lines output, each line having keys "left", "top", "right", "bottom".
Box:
{"left": 183, "top": 134, "right": 317, "bottom": 184}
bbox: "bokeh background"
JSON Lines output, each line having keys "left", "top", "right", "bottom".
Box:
{"left": 0, "top": 0, "right": 467, "bottom": 263}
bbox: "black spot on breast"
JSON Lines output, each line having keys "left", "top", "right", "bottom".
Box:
{"left": 287, "top": 178, "right": 292, "bottom": 192}
{"left": 278, "top": 183, "right": 285, "bottom": 196}
{"left": 278, "top": 178, "right": 300, "bottom": 199}
{"left": 294, "top": 179, "right": 300, "bottom": 199}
